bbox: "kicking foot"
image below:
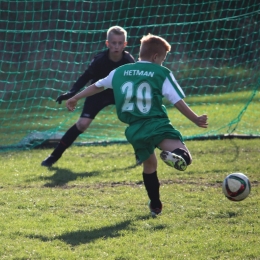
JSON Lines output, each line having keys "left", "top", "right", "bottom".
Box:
{"left": 160, "top": 151, "right": 187, "bottom": 171}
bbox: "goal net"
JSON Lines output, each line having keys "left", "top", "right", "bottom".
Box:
{"left": 1, "top": 1, "right": 259, "bottom": 151}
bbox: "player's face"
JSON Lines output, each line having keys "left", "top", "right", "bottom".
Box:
{"left": 106, "top": 33, "right": 127, "bottom": 60}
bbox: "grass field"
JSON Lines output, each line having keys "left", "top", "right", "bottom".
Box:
{"left": 0, "top": 139, "right": 259, "bottom": 259}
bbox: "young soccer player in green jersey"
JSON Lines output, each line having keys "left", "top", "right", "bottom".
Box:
{"left": 66, "top": 34, "right": 208, "bottom": 217}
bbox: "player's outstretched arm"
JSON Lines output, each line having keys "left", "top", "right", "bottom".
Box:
{"left": 66, "top": 84, "right": 104, "bottom": 111}
{"left": 57, "top": 69, "right": 94, "bottom": 104}
{"left": 174, "top": 99, "right": 208, "bottom": 128}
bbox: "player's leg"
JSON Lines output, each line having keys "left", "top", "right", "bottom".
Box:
{"left": 41, "top": 91, "right": 108, "bottom": 167}
{"left": 126, "top": 120, "right": 167, "bottom": 217}
{"left": 41, "top": 117, "right": 93, "bottom": 167}
{"left": 158, "top": 139, "right": 192, "bottom": 171}
{"left": 142, "top": 152, "right": 162, "bottom": 217}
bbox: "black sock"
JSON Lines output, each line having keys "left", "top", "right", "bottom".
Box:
{"left": 143, "top": 171, "right": 161, "bottom": 208}
{"left": 51, "top": 124, "right": 82, "bottom": 158}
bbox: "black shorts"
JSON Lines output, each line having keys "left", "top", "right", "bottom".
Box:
{"left": 80, "top": 88, "right": 115, "bottom": 119}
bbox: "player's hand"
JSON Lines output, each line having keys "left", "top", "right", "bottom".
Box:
{"left": 56, "top": 91, "right": 76, "bottom": 104}
{"left": 196, "top": 114, "right": 208, "bottom": 128}
{"left": 66, "top": 98, "right": 78, "bottom": 112}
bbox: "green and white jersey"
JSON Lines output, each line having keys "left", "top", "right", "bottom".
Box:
{"left": 95, "top": 61, "right": 185, "bottom": 125}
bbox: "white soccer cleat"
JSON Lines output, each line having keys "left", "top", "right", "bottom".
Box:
{"left": 160, "top": 151, "right": 187, "bottom": 171}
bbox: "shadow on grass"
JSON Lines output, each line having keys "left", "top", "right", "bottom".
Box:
{"left": 26, "top": 215, "right": 153, "bottom": 246}
{"left": 26, "top": 167, "right": 101, "bottom": 187}
{"left": 43, "top": 167, "right": 101, "bottom": 187}
{"left": 227, "top": 139, "right": 240, "bottom": 163}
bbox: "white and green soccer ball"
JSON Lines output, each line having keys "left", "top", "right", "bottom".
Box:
{"left": 222, "top": 172, "right": 251, "bottom": 201}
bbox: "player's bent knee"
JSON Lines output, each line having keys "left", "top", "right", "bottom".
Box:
{"left": 76, "top": 123, "right": 87, "bottom": 132}
{"left": 76, "top": 120, "right": 92, "bottom": 132}
{"left": 172, "top": 148, "right": 192, "bottom": 165}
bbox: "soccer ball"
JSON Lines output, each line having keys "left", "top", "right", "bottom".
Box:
{"left": 222, "top": 173, "right": 251, "bottom": 201}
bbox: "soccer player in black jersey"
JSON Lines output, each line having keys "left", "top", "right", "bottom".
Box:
{"left": 41, "top": 26, "right": 136, "bottom": 167}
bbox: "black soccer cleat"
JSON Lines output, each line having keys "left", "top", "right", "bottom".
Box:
{"left": 41, "top": 155, "right": 60, "bottom": 167}
{"left": 148, "top": 201, "right": 162, "bottom": 218}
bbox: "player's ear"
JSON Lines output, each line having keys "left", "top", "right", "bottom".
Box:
{"left": 152, "top": 53, "right": 158, "bottom": 61}
{"left": 105, "top": 40, "right": 109, "bottom": 47}
{"left": 124, "top": 41, "right": 128, "bottom": 47}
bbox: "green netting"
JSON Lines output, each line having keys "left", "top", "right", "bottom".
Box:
{"left": 0, "top": 0, "right": 259, "bottom": 151}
